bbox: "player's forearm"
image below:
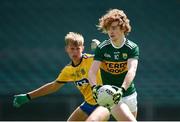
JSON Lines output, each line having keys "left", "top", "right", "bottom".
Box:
{"left": 88, "top": 61, "right": 101, "bottom": 86}
{"left": 27, "top": 81, "right": 62, "bottom": 99}
{"left": 121, "top": 70, "right": 136, "bottom": 90}
{"left": 88, "top": 70, "right": 97, "bottom": 86}
{"left": 122, "top": 59, "right": 138, "bottom": 90}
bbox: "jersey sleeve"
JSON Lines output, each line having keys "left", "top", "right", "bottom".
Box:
{"left": 129, "top": 46, "right": 139, "bottom": 59}
{"left": 56, "top": 67, "right": 74, "bottom": 83}
{"left": 94, "top": 46, "right": 104, "bottom": 61}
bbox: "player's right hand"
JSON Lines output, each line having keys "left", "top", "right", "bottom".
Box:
{"left": 91, "top": 85, "right": 102, "bottom": 101}
{"left": 13, "top": 94, "right": 31, "bottom": 108}
{"left": 113, "top": 87, "right": 125, "bottom": 104}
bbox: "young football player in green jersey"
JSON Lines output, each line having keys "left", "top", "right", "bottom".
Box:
{"left": 13, "top": 32, "right": 110, "bottom": 121}
{"left": 88, "top": 9, "right": 139, "bottom": 121}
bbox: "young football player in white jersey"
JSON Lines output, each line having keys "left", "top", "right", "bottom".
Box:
{"left": 13, "top": 32, "right": 110, "bottom": 121}
{"left": 88, "top": 9, "right": 139, "bottom": 121}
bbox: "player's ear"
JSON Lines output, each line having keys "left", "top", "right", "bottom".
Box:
{"left": 82, "top": 46, "right": 85, "bottom": 52}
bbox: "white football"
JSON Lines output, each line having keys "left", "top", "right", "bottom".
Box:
{"left": 96, "top": 85, "right": 118, "bottom": 108}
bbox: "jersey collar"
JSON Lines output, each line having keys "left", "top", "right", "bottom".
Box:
{"left": 110, "top": 38, "right": 125, "bottom": 49}
{"left": 71, "top": 54, "right": 83, "bottom": 67}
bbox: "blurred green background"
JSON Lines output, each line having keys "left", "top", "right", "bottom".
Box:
{"left": 0, "top": 0, "right": 180, "bottom": 120}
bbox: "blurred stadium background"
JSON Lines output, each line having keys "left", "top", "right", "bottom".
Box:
{"left": 0, "top": 0, "right": 180, "bottom": 120}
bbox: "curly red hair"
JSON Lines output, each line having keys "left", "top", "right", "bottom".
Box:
{"left": 97, "top": 9, "right": 131, "bottom": 35}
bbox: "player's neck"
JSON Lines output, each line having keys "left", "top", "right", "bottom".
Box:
{"left": 111, "top": 35, "right": 125, "bottom": 48}
{"left": 72, "top": 56, "right": 83, "bottom": 67}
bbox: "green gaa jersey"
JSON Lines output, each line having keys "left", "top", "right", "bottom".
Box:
{"left": 94, "top": 38, "right": 139, "bottom": 97}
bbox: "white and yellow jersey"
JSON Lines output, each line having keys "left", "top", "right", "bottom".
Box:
{"left": 56, "top": 53, "right": 102, "bottom": 105}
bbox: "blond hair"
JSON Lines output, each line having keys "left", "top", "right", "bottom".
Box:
{"left": 65, "top": 32, "right": 84, "bottom": 46}
{"left": 97, "top": 9, "right": 131, "bottom": 35}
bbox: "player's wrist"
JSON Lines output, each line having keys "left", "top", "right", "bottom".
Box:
{"left": 92, "top": 85, "right": 102, "bottom": 90}
{"left": 26, "top": 93, "right": 31, "bottom": 100}
{"left": 120, "top": 87, "right": 126, "bottom": 94}
{"left": 91, "top": 84, "right": 98, "bottom": 89}
{"left": 91, "top": 85, "right": 96, "bottom": 89}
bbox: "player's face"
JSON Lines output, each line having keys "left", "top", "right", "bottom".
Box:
{"left": 107, "top": 21, "right": 124, "bottom": 42}
{"left": 66, "top": 44, "right": 84, "bottom": 64}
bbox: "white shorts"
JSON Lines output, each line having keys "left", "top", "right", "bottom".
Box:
{"left": 119, "top": 92, "right": 138, "bottom": 112}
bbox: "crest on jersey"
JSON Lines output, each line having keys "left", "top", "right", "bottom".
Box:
{"left": 81, "top": 68, "right": 86, "bottom": 75}
{"left": 122, "top": 53, "right": 128, "bottom": 59}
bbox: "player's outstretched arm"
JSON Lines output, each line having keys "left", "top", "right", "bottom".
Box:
{"left": 13, "top": 81, "right": 64, "bottom": 108}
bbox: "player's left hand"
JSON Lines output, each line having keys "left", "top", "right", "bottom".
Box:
{"left": 91, "top": 85, "right": 102, "bottom": 101}
{"left": 13, "top": 94, "right": 31, "bottom": 108}
{"left": 113, "top": 87, "right": 125, "bottom": 104}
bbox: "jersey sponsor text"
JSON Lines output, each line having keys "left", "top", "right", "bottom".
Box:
{"left": 101, "top": 61, "right": 128, "bottom": 74}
